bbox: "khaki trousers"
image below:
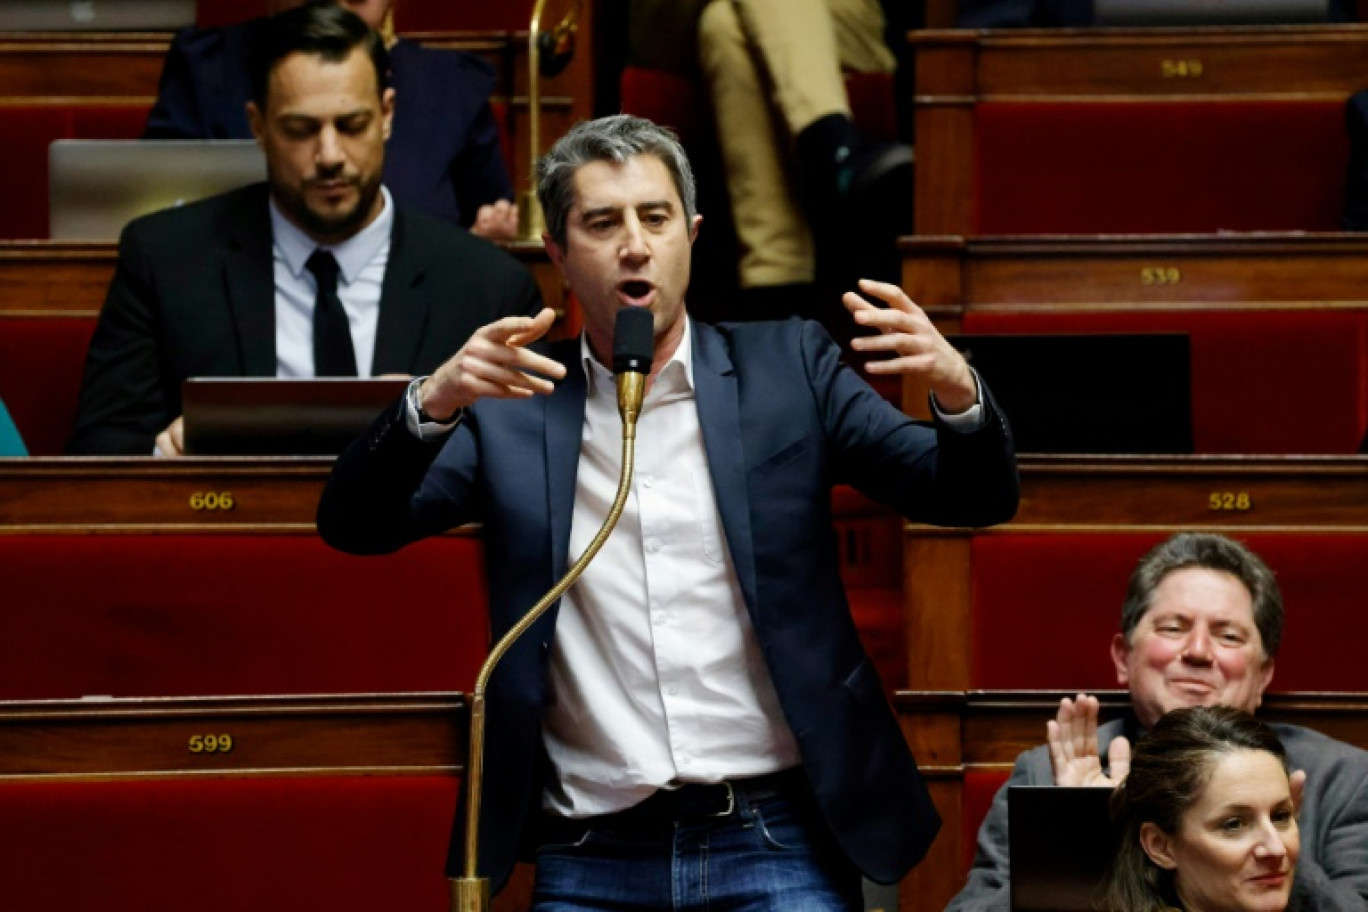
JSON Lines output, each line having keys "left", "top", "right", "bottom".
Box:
{"left": 697, "top": 0, "right": 893, "bottom": 288}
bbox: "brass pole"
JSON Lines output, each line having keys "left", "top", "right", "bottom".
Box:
{"left": 450, "top": 406, "right": 640, "bottom": 911}
{"left": 517, "top": 0, "right": 549, "bottom": 240}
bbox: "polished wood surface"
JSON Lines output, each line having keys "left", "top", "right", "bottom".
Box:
{"left": 0, "top": 239, "right": 565, "bottom": 320}
{"left": 901, "top": 233, "right": 1368, "bottom": 326}
{"left": 0, "top": 692, "right": 466, "bottom": 780}
{"left": 0, "top": 456, "right": 335, "bottom": 531}
{"left": 910, "top": 25, "right": 1368, "bottom": 234}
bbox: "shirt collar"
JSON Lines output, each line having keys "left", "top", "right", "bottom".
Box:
{"left": 579, "top": 314, "right": 695, "bottom": 397}
{"left": 269, "top": 184, "right": 394, "bottom": 285}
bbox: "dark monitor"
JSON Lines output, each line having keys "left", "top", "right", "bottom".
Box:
{"left": 946, "top": 332, "right": 1193, "bottom": 454}
{"left": 1094, "top": 0, "right": 1331, "bottom": 26}
{"left": 1009, "top": 786, "right": 1117, "bottom": 912}
{"left": 181, "top": 377, "right": 409, "bottom": 456}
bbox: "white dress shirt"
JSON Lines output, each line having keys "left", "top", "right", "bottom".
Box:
{"left": 541, "top": 317, "right": 802, "bottom": 817}
{"left": 268, "top": 186, "right": 393, "bottom": 378}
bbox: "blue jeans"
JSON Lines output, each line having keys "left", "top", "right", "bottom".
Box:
{"left": 531, "top": 786, "right": 863, "bottom": 911}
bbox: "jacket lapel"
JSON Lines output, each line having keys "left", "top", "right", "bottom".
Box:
{"left": 372, "top": 206, "right": 430, "bottom": 374}
{"left": 223, "top": 185, "right": 276, "bottom": 376}
{"left": 692, "top": 323, "right": 759, "bottom": 612}
{"left": 544, "top": 340, "right": 587, "bottom": 581}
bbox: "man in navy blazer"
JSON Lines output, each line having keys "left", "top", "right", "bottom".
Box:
{"left": 317, "top": 114, "right": 1018, "bottom": 908}
{"left": 69, "top": 3, "right": 539, "bottom": 455}
{"left": 144, "top": 0, "right": 515, "bottom": 237}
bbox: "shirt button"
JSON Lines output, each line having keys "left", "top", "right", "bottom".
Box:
{"left": 642, "top": 475, "right": 655, "bottom": 488}
{"left": 653, "top": 613, "right": 665, "bottom": 626}
{"left": 667, "top": 685, "right": 679, "bottom": 696}
{"left": 646, "top": 539, "right": 660, "bottom": 554}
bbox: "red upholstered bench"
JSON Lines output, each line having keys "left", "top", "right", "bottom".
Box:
{"left": 971, "top": 533, "right": 1368, "bottom": 692}
{"left": 962, "top": 768, "right": 1011, "bottom": 869}
{"left": 0, "top": 105, "right": 150, "bottom": 240}
{"left": 962, "top": 310, "right": 1367, "bottom": 455}
{"left": 0, "top": 776, "right": 458, "bottom": 911}
{"left": 974, "top": 100, "right": 1348, "bottom": 234}
{"left": 1, "top": 535, "right": 489, "bottom": 699}
{"left": 0, "top": 315, "right": 97, "bottom": 456}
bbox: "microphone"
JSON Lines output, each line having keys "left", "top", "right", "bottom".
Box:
{"left": 613, "top": 307, "right": 653, "bottom": 433}
{"left": 450, "top": 307, "right": 654, "bottom": 912}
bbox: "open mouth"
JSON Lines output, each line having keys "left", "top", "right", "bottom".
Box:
{"left": 618, "top": 279, "right": 655, "bottom": 306}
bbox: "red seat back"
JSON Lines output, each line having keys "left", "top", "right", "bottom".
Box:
{"left": 0, "top": 316, "right": 96, "bottom": 456}
{"left": 974, "top": 100, "right": 1348, "bottom": 234}
{"left": 963, "top": 768, "right": 1011, "bottom": 869}
{"left": 0, "top": 776, "right": 457, "bottom": 911}
{"left": 972, "top": 533, "right": 1368, "bottom": 692}
{"left": 2, "top": 534, "right": 489, "bottom": 699}
{"left": 0, "top": 105, "right": 149, "bottom": 240}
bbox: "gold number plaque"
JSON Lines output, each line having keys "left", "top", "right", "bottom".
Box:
{"left": 188, "top": 492, "right": 236, "bottom": 511}
{"left": 1140, "top": 267, "right": 1181, "bottom": 286}
{"left": 188, "top": 734, "right": 235, "bottom": 754}
{"left": 1161, "top": 59, "right": 1204, "bottom": 78}
{"left": 1207, "top": 492, "right": 1252, "bottom": 511}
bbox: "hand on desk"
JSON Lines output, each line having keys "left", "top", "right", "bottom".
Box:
{"left": 154, "top": 416, "right": 184, "bottom": 457}
{"left": 418, "top": 307, "right": 564, "bottom": 421}
{"left": 844, "top": 279, "right": 977, "bottom": 414}
{"left": 1046, "top": 693, "right": 1132, "bottom": 788}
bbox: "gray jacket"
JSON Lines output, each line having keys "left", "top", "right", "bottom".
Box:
{"left": 947, "top": 717, "right": 1368, "bottom": 911}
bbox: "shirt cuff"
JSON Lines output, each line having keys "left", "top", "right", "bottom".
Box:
{"left": 930, "top": 367, "right": 986, "bottom": 432}
{"left": 403, "top": 376, "right": 462, "bottom": 440}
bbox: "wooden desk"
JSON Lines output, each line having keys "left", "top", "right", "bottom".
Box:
{"left": 911, "top": 25, "right": 1368, "bottom": 234}
{"left": 901, "top": 232, "right": 1368, "bottom": 328}
{"left": 905, "top": 455, "right": 1368, "bottom": 691}
{"left": 0, "top": 692, "right": 466, "bottom": 780}
{"left": 0, "top": 239, "right": 567, "bottom": 320}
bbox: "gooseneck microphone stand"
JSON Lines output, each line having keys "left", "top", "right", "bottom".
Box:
{"left": 450, "top": 308, "right": 655, "bottom": 912}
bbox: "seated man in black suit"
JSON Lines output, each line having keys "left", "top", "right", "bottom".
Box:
{"left": 144, "top": 0, "right": 517, "bottom": 238}
{"left": 68, "top": 1, "right": 540, "bottom": 456}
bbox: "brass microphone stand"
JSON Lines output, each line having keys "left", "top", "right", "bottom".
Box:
{"left": 450, "top": 372, "right": 645, "bottom": 912}
{"left": 518, "top": 0, "right": 580, "bottom": 241}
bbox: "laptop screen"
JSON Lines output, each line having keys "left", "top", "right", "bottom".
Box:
{"left": 1009, "top": 786, "right": 1117, "bottom": 912}
{"left": 181, "top": 378, "right": 410, "bottom": 456}
{"left": 0, "top": 0, "right": 194, "bottom": 30}
{"left": 49, "top": 140, "right": 265, "bottom": 241}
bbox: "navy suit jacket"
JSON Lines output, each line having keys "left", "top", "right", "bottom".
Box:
{"left": 144, "top": 20, "right": 513, "bottom": 228}
{"left": 68, "top": 182, "right": 541, "bottom": 454}
{"left": 317, "top": 318, "right": 1020, "bottom": 892}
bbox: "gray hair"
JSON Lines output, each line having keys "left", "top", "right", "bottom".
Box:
{"left": 536, "top": 114, "right": 697, "bottom": 248}
{"left": 1120, "top": 533, "right": 1283, "bottom": 659}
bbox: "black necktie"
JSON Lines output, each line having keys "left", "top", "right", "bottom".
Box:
{"left": 305, "top": 249, "right": 358, "bottom": 377}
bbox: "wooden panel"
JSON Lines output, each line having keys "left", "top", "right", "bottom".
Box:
{"left": 969, "top": 27, "right": 1368, "bottom": 99}
{"left": 909, "top": 26, "right": 1368, "bottom": 234}
{"left": 0, "top": 457, "right": 334, "bottom": 531}
{"left": 0, "top": 240, "right": 565, "bottom": 320}
{"left": 901, "top": 233, "right": 1368, "bottom": 322}
{"left": 0, "top": 693, "right": 466, "bottom": 780}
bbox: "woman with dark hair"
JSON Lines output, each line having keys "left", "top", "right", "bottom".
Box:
{"left": 1102, "top": 705, "right": 1302, "bottom": 912}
